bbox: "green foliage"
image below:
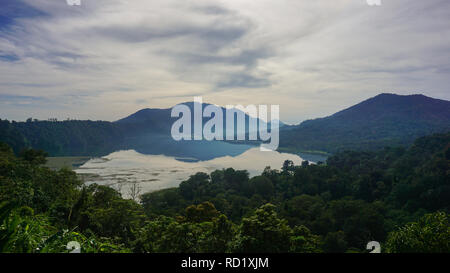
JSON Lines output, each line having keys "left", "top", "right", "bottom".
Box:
{"left": 0, "top": 202, "right": 128, "bottom": 253}
{"left": 323, "top": 231, "right": 348, "bottom": 253}
{"left": 236, "top": 204, "right": 292, "bottom": 253}
{"left": 385, "top": 211, "right": 450, "bottom": 253}
{"left": 0, "top": 147, "right": 133, "bottom": 252}
{"left": 249, "top": 176, "right": 274, "bottom": 199}
{"left": 290, "top": 225, "right": 322, "bottom": 253}
{"left": 232, "top": 204, "right": 321, "bottom": 253}
{"left": 139, "top": 132, "right": 449, "bottom": 252}
{"left": 185, "top": 202, "right": 220, "bottom": 223}
{"left": 0, "top": 131, "right": 449, "bottom": 253}
{"left": 134, "top": 213, "right": 235, "bottom": 253}
{"left": 0, "top": 119, "right": 126, "bottom": 156}
{"left": 19, "top": 149, "right": 48, "bottom": 165}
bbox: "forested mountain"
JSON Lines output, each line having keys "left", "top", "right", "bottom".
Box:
{"left": 0, "top": 93, "right": 448, "bottom": 156}
{"left": 0, "top": 102, "right": 271, "bottom": 156}
{"left": 0, "top": 119, "right": 127, "bottom": 156}
{"left": 1, "top": 132, "right": 448, "bottom": 253}
{"left": 280, "top": 93, "right": 450, "bottom": 154}
{"left": 117, "top": 101, "right": 279, "bottom": 139}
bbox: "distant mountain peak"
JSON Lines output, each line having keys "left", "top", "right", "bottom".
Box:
{"left": 365, "top": 93, "right": 444, "bottom": 103}
{"left": 375, "top": 92, "right": 427, "bottom": 97}
{"left": 117, "top": 101, "right": 285, "bottom": 125}
{"left": 331, "top": 93, "right": 449, "bottom": 119}
{"left": 281, "top": 92, "right": 450, "bottom": 153}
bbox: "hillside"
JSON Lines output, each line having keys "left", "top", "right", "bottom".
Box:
{"left": 0, "top": 93, "right": 448, "bottom": 156}
{"left": 0, "top": 119, "right": 127, "bottom": 156}
{"left": 2, "top": 131, "right": 448, "bottom": 253}
{"left": 0, "top": 102, "right": 266, "bottom": 156}
{"left": 116, "top": 101, "right": 274, "bottom": 136}
{"left": 279, "top": 93, "right": 450, "bottom": 154}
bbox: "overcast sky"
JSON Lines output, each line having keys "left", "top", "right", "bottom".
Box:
{"left": 0, "top": 0, "right": 449, "bottom": 124}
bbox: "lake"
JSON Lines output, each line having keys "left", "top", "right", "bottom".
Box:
{"left": 75, "top": 144, "right": 321, "bottom": 198}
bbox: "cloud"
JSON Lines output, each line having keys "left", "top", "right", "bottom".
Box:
{"left": 0, "top": 0, "right": 47, "bottom": 28}
{"left": 217, "top": 73, "right": 271, "bottom": 89}
{"left": 0, "top": 94, "right": 49, "bottom": 107}
{"left": 0, "top": 53, "right": 20, "bottom": 62}
{"left": 0, "top": 0, "right": 449, "bottom": 123}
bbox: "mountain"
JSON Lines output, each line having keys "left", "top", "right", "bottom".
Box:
{"left": 116, "top": 101, "right": 274, "bottom": 139}
{"left": 0, "top": 101, "right": 269, "bottom": 157}
{"left": 1, "top": 93, "right": 448, "bottom": 156}
{"left": 279, "top": 93, "right": 450, "bottom": 154}
{"left": 116, "top": 107, "right": 172, "bottom": 126}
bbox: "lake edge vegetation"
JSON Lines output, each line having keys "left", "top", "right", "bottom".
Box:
{"left": 1, "top": 132, "right": 449, "bottom": 253}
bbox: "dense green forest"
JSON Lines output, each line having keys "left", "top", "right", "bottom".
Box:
{"left": 1, "top": 132, "right": 449, "bottom": 253}
{"left": 0, "top": 119, "right": 127, "bottom": 156}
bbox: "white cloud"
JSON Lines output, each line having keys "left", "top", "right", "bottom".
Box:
{"left": 0, "top": 0, "right": 449, "bottom": 123}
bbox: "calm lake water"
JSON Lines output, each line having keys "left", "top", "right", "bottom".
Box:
{"left": 75, "top": 146, "right": 311, "bottom": 198}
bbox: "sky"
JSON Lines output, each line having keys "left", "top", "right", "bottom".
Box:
{"left": 0, "top": 0, "right": 449, "bottom": 124}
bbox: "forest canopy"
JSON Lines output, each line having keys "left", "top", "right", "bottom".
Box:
{"left": 0, "top": 132, "right": 449, "bottom": 253}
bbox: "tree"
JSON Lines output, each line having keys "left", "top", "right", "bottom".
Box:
{"left": 19, "top": 149, "right": 48, "bottom": 165}
{"left": 323, "top": 231, "right": 348, "bottom": 253}
{"left": 250, "top": 176, "right": 274, "bottom": 199}
{"left": 329, "top": 199, "right": 386, "bottom": 249}
{"left": 236, "top": 204, "right": 292, "bottom": 253}
{"left": 128, "top": 182, "right": 142, "bottom": 202}
{"left": 282, "top": 160, "right": 294, "bottom": 174}
{"left": 179, "top": 172, "right": 210, "bottom": 200}
{"left": 283, "top": 194, "right": 326, "bottom": 228}
{"left": 209, "top": 214, "right": 234, "bottom": 252}
{"left": 290, "top": 225, "right": 322, "bottom": 253}
{"left": 386, "top": 212, "right": 450, "bottom": 253}
{"left": 185, "top": 202, "right": 220, "bottom": 223}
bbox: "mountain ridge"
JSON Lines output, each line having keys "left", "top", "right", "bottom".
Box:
{"left": 279, "top": 93, "right": 450, "bottom": 153}
{"left": 0, "top": 93, "right": 448, "bottom": 156}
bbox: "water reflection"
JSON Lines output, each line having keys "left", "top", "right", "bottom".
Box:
{"left": 124, "top": 134, "right": 253, "bottom": 161}
{"left": 76, "top": 147, "right": 307, "bottom": 198}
